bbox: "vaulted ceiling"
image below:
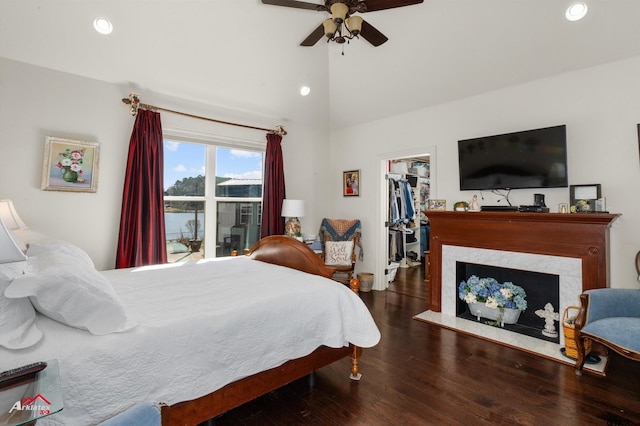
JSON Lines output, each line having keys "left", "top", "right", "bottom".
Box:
{"left": 2, "top": 1, "right": 640, "bottom": 130}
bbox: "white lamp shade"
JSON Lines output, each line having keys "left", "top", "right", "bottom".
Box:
{"left": 0, "top": 199, "right": 28, "bottom": 230}
{"left": 281, "top": 199, "right": 305, "bottom": 218}
{"left": 0, "top": 217, "right": 27, "bottom": 263}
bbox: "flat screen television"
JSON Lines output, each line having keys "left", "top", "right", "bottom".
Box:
{"left": 458, "top": 125, "right": 568, "bottom": 191}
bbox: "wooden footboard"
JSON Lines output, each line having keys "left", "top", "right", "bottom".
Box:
{"left": 161, "top": 236, "right": 366, "bottom": 425}
{"left": 160, "top": 344, "right": 360, "bottom": 426}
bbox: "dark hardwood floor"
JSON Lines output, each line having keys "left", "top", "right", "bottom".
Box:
{"left": 214, "top": 266, "right": 640, "bottom": 425}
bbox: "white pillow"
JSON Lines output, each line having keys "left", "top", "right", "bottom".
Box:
{"left": 26, "top": 239, "right": 96, "bottom": 268}
{"left": 0, "top": 262, "right": 43, "bottom": 349}
{"left": 5, "top": 240, "right": 132, "bottom": 335}
{"left": 324, "top": 240, "right": 354, "bottom": 266}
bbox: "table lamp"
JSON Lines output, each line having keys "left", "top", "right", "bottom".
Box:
{"left": 0, "top": 216, "right": 27, "bottom": 263}
{"left": 0, "top": 199, "right": 28, "bottom": 230}
{"left": 281, "top": 199, "right": 305, "bottom": 239}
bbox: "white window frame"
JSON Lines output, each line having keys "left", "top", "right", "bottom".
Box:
{"left": 163, "top": 128, "right": 265, "bottom": 258}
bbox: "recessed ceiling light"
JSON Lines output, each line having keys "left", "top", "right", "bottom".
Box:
{"left": 93, "top": 17, "right": 113, "bottom": 35}
{"left": 300, "top": 86, "right": 311, "bottom": 96}
{"left": 566, "top": 2, "right": 588, "bottom": 21}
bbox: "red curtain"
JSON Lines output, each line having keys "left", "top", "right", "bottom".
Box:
{"left": 260, "top": 133, "right": 286, "bottom": 238}
{"left": 115, "top": 109, "right": 167, "bottom": 268}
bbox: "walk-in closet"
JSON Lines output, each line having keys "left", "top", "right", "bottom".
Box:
{"left": 386, "top": 157, "right": 430, "bottom": 282}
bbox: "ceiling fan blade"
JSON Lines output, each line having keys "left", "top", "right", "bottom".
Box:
{"left": 360, "top": 0, "right": 423, "bottom": 13}
{"left": 261, "top": 0, "right": 325, "bottom": 11}
{"left": 359, "top": 20, "right": 388, "bottom": 46}
{"left": 300, "top": 24, "right": 325, "bottom": 46}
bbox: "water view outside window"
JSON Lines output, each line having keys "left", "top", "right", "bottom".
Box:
{"left": 163, "top": 140, "right": 263, "bottom": 262}
{"left": 163, "top": 140, "right": 206, "bottom": 262}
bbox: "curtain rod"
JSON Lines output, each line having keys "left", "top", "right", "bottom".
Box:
{"left": 121, "top": 93, "right": 287, "bottom": 136}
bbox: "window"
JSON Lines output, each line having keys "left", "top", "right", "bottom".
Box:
{"left": 163, "top": 138, "right": 263, "bottom": 262}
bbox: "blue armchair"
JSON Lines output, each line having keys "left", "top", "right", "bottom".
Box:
{"left": 574, "top": 288, "right": 640, "bottom": 375}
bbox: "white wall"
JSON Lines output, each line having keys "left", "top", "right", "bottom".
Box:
{"left": 4, "top": 54, "right": 640, "bottom": 289}
{"left": 0, "top": 58, "right": 330, "bottom": 270}
{"left": 331, "top": 55, "right": 640, "bottom": 290}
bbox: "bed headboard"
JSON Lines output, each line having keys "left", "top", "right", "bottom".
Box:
{"left": 246, "top": 236, "right": 336, "bottom": 279}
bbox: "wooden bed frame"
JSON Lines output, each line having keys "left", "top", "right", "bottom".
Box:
{"left": 160, "top": 236, "right": 363, "bottom": 426}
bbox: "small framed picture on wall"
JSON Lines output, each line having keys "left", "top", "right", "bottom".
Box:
{"left": 41, "top": 136, "right": 100, "bottom": 193}
{"left": 343, "top": 170, "right": 360, "bottom": 197}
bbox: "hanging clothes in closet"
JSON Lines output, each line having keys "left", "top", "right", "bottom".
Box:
{"left": 388, "top": 176, "right": 415, "bottom": 225}
{"left": 388, "top": 175, "right": 416, "bottom": 262}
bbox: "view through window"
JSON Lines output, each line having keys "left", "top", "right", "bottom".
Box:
{"left": 163, "top": 139, "right": 263, "bottom": 262}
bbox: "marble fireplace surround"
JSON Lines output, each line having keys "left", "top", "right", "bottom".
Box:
{"left": 416, "top": 211, "right": 619, "bottom": 371}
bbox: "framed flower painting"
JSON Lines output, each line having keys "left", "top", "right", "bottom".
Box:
{"left": 41, "top": 136, "right": 100, "bottom": 193}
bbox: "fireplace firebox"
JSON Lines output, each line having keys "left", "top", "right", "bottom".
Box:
{"left": 456, "top": 262, "right": 560, "bottom": 343}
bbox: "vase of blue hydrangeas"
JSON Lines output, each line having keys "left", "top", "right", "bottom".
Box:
{"left": 458, "top": 275, "right": 528, "bottom": 327}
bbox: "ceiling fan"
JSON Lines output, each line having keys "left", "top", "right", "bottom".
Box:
{"left": 261, "top": 0, "right": 424, "bottom": 47}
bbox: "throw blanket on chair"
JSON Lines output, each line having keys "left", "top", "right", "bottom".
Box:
{"left": 319, "top": 219, "right": 363, "bottom": 261}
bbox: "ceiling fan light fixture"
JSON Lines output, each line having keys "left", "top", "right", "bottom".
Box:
{"left": 346, "top": 15, "right": 363, "bottom": 35}
{"left": 330, "top": 3, "right": 349, "bottom": 24}
{"left": 323, "top": 18, "right": 338, "bottom": 38}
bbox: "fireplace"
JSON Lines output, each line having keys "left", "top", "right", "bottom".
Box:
{"left": 440, "top": 244, "right": 581, "bottom": 353}
{"left": 415, "top": 210, "right": 619, "bottom": 372}
{"left": 456, "top": 262, "right": 560, "bottom": 343}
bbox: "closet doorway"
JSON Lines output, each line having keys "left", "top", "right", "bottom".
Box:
{"left": 374, "top": 147, "right": 436, "bottom": 295}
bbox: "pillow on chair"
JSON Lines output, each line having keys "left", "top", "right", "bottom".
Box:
{"left": 324, "top": 240, "right": 354, "bottom": 266}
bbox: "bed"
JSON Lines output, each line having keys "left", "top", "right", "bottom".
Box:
{"left": 0, "top": 236, "right": 381, "bottom": 426}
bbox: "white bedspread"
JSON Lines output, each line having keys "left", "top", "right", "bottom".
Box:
{"left": 0, "top": 257, "right": 380, "bottom": 425}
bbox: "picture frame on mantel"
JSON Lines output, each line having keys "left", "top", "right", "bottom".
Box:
{"left": 428, "top": 199, "right": 447, "bottom": 211}
{"left": 343, "top": 170, "right": 359, "bottom": 197}
{"left": 41, "top": 136, "right": 100, "bottom": 193}
{"left": 569, "top": 184, "right": 601, "bottom": 213}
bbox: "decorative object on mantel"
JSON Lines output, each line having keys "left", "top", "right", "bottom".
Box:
{"left": 535, "top": 302, "right": 560, "bottom": 338}
{"left": 459, "top": 276, "right": 528, "bottom": 327}
{"left": 428, "top": 199, "right": 446, "bottom": 211}
{"left": 41, "top": 136, "right": 100, "bottom": 193}
{"left": 453, "top": 201, "right": 469, "bottom": 212}
{"left": 468, "top": 195, "right": 480, "bottom": 212}
{"left": 569, "top": 184, "right": 602, "bottom": 213}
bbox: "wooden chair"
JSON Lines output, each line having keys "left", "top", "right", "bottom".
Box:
{"left": 318, "top": 219, "right": 362, "bottom": 286}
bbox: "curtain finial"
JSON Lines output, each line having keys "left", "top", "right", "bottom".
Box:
{"left": 272, "top": 125, "right": 287, "bottom": 136}
{"left": 128, "top": 93, "right": 140, "bottom": 116}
